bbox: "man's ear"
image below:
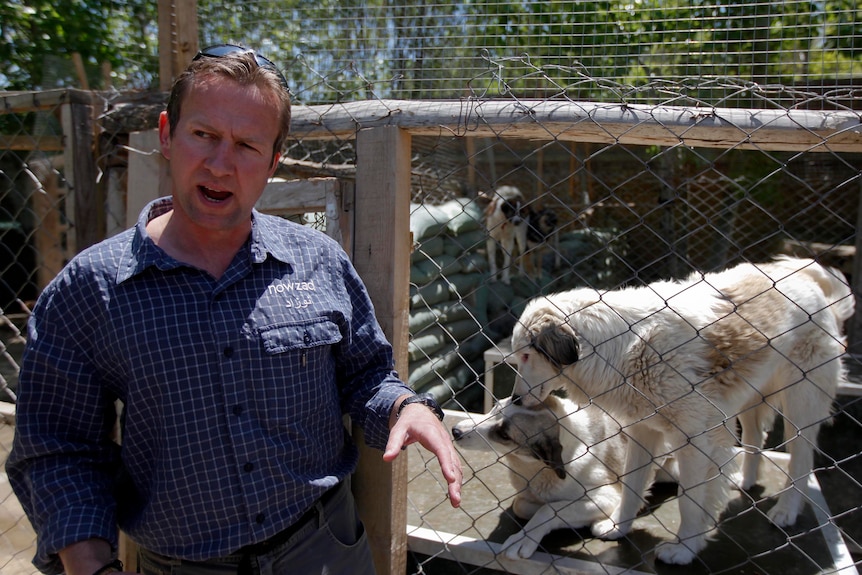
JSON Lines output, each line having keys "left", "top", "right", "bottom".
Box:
{"left": 158, "top": 111, "right": 171, "bottom": 160}
{"left": 268, "top": 152, "right": 281, "bottom": 178}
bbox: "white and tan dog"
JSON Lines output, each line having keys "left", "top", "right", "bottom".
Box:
{"left": 452, "top": 396, "right": 671, "bottom": 560}
{"left": 482, "top": 185, "right": 530, "bottom": 285}
{"left": 510, "top": 257, "right": 854, "bottom": 564}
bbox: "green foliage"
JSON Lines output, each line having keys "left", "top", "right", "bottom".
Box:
{"left": 0, "top": 0, "right": 159, "bottom": 90}
{"left": 1, "top": 0, "right": 860, "bottom": 98}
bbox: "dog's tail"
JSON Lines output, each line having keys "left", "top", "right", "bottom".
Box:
{"left": 772, "top": 256, "right": 855, "bottom": 327}
{"left": 804, "top": 262, "right": 854, "bottom": 326}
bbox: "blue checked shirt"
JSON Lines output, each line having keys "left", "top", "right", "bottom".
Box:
{"left": 7, "top": 197, "right": 412, "bottom": 574}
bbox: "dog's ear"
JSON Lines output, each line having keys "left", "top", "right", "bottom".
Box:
{"left": 533, "top": 324, "right": 580, "bottom": 367}
{"left": 529, "top": 433, "right": 566, "bottom": 480}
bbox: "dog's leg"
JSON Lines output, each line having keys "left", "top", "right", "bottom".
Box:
{"left": 591, "top": 423, "right": 663, "bottom": 541}
{"left": 501, "top": 234, "right": 514, "bottom": 285}
{"left": 487, "top": 236, "right": 498, "bottom": 281}
{"left": 767, "top": 359, "right": 837, "bottom": 526}
{"left": 514, "top": 224, "right": 528, "bottom": 279}
{"left": 655, "top": 432, "right": 732, "bottom": 565}
{"left": 503, "top": 485, "right": 620, "bottom": 559}
{"left": 737, "top": 405, "right": 769, "bottom": 490}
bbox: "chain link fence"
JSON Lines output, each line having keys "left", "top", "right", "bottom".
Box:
{"left": 2, "top": 56, "right": 861, "bottom": 574}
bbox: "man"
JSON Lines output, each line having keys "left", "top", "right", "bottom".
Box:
{"left": 7, "top": 44, "right": 461, "bottom": 575}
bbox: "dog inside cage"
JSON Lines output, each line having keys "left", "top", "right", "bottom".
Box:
{"left": 429, "top": 256, "right": 855, "bottom": 570}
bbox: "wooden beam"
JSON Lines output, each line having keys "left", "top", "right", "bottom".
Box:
{"left": 351, "top": 126, "right": 412, "bottom": 575}
{"left": 0, "top": 88, "right": 95, "bottom": 113}
{"left": 0, "top": 135, "right": 64, "bottom": 152}
{"left": 289, "top": 99, "right": 862, "bottom": 153}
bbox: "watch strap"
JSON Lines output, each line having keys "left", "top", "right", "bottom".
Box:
{"left": 397, "top": 393, "right": 444, "bottom": 421}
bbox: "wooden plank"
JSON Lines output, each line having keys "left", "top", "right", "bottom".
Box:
{"left": 257, "top": 178, "right": 341, "bottom": 214}
{"left": 257, "top": 177, "right": 353, "bottom": 249}
{"left": 0, "top": 88, "right": 94, "bottom": 113}
{"left": 351, "top": 126, "right": 412, "bottom": 575}
{"left": 0, "top": 135, "right": 64, "bottom": 152}
{"left": 290, "top": 99, "right": 862, "bottom": 152}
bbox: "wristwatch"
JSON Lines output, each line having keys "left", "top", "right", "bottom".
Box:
{"left": 397, "top": 392, "right": 444, "bottom": 421}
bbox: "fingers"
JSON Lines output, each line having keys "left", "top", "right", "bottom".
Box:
{"left": 383, "top": 412, "right": 463, "bottom": 507}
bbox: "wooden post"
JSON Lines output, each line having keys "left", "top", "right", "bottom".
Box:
{"left": 61, "top": 102, "right": 101, "bottom": 252}
{"left": 351, "top": 126, "right": 412, "bottom": 575}
{"left": 158, "top": 0, "right": 198, "bottom": 91}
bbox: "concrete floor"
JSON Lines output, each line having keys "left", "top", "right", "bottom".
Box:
{"left": 406, "top": 411, "right": 857, "bottom": 575}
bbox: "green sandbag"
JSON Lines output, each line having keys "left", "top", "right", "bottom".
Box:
{"left": 410, "top": 253, "right": 458, "bottom": 284}
{"left": 408, "top": 325, "right": 448, "bottom": 362}
{"left": 444, "top": 230, "right": 486, "bottom": 256}
{"left": 410, "top": 279, "right": 450, "bottom": 308}
{"left": 410, "top": 203, "right": 448, "bottom": 242}
{"left": 411, "top": 236, "right": 445, "bottom": 263}
{"left": 409, "top": 300, "right": 473, "bottom": 334}
{"left": 439, "top": 198, "right": 484, "bottom": 236}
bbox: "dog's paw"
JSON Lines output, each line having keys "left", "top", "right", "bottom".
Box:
{"left": 738, "top": 473, "right": 758, "bottom": 491}
{"left": 501, "top": 532, "right": 540, "bottom": 560}
{"left": 767, "top": 496, "right": 801, "bottom": 527}
{"left": 728, "top": 468, "right": 756, "bottom": 491}
{"left": 591, "top": 518, "right": 628, "bottom": 540}
{"left": 655, "top": 541, "right": 697, "bottom": 565}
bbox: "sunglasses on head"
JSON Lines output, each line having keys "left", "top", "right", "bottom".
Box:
{"left": 193, "top": 43, "right": 290, "bottom": 92}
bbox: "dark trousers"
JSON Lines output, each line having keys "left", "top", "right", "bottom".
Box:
{"left": 137, "top": 480, "right": 376, "bottom": 575}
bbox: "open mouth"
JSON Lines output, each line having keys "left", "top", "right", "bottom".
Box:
{"left": 200, "top": 185, "right": 232, "bottom": 202}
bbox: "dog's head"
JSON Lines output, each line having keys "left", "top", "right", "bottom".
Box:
{"left": 510, "top": 294, "right": 600, "bottom": 407}
{"left": 482, "top": 185, "right": 530, "bottom": 227}
{"left": 527, "top": 209, "right": 558, "bottom": 243}
{"left": 452, "top": 397, "right": 567, "bottom": 479}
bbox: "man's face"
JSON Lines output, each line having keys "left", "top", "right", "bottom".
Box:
{"left": 158, "top": 75, "right": 281, "bottom": 235}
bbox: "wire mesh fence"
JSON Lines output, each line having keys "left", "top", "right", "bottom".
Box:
{"left": 2, "top": 55, "right": 861, "bottom": 575}
{"left": 199, "top": 0, "right": 862, "bottom": 104}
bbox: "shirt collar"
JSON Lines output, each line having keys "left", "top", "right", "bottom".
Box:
{"left": 116, "top": 197, "right": 294, "bottom": 284}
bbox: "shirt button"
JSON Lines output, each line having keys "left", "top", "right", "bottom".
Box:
{"left": 223, "top": 346, "right": 234, "bottom": 358}
{"left": 244, "top": 462, "right": 254, "bottom": 472}
{"left": 255, "top": 513, "right": 266, "bottom": 524}
{"left": 303, "top": 332, "right": 311, "bottom": 344}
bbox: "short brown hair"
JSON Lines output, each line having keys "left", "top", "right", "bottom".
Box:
{"left": 165, "top": 52, "right": 291, "bottom": 160}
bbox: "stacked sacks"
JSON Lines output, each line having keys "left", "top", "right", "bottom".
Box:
{"left": 408, "top": 198, "right": 490, "bottom": 406}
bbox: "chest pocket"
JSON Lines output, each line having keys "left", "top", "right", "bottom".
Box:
{"left": 259, "top": 318, "right": 343, "bottom": 354}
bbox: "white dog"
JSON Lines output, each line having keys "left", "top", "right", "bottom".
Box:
{"left": 482, "top": 185, "right": 529, "bottom": 285}
{"left": 453, "top": 396, "right": 670, "bottom": 559}
{"left": 510, "top": 257, "right": 854, "bottom": 564}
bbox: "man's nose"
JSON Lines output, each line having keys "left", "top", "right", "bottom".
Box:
{"left": 205, "top": 142, "right": 235, "bottom": 174}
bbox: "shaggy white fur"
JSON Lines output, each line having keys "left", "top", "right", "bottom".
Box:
{"left": 510, "top": 257, "right": 854, "bottom": 564}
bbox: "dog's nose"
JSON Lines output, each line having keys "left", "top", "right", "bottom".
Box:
{"left": 451, "top": 427, "right": 463, "bottom": 440}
